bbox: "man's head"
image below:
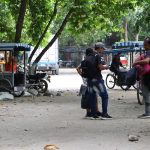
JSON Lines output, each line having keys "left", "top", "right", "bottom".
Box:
{"left": 95, "top": 42, "right": 106, "bottom": 53}
{"left": 144, "top": 37, "right": 150, "bottom": 51}
{"left": 85, "top": 48, "right": 93, "bottom": 56}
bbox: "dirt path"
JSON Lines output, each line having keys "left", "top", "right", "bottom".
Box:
{"left": 0, "top": 69, "right": 149, "bottom": 150}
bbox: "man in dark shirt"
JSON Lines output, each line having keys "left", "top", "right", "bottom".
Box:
{"left": 77, "top": 48, "right": 102, "bottom": 119}
{"left": 110, "top": 53, "right": 123, "bottom": 75}
{"left": 87, "top": 42, "right": 112, "bottom": 120}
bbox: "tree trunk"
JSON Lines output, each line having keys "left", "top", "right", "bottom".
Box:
{"left": 135, "top": 33, "right": 139, "bottom": 41}
{"left": 124, "top": 17, "right": 128, "bottom": 42}
{"left": 32, "top": 8, "right": 73, "bottom": 68}
{"left": 15, "top": 0, "right": 28, "bottom": 43}
{"left": 28, "top": 0, "right": 59, "bottom": 64}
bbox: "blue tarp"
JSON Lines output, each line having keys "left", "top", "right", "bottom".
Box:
{"left": 0, "top": 43, "right": 30, "bottom": 51}
{"left": 112, "top": 41, "right": 143, "bottom": 49}
{"left": 104, "top": 48, "right": 144, "bottom": 54}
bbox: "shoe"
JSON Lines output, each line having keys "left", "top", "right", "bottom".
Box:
{"left": 101, "top": 114, "right": 112, "bottom": 120}
{"left": 90, "top": 115, "right": 101, "bottom": 120}
{"left": 138, "top": 114, "right": 150, "bottom": 119}
{"left": 84, "top": 112, "right": 93, "bottom": 119}
{"left": 96, "top": 111, "right": 102, "bottom": 117}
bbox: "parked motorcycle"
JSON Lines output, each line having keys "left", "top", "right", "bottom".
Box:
{"left": 14, "top": 64, "right": 50, "bottom": 97}
{"left": 26, "top": 73, "right": 50, "bottom": 94}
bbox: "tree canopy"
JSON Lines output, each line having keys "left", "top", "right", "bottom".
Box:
{"left": 0, "top": 0, "right": 150, "bottom": 66}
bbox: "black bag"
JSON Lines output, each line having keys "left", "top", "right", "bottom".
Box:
{"left": 81, "top": 90, "right": 90, "bottom": 109}
{"left": 79, "top": 84, "right": 90, "bottom": 109}
{"left": 79, "top": 84, "right": 87, "bottom": 96}
{"left": 80, "top": 54, "right": 98, "bottom": 79}
{"left": 125, "top": 67, "right": 137, "bottom": 86}
{"left": 117, "top": 71, "right": 127, "bottom": 86}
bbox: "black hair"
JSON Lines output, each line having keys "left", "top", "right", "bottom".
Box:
{"left": 85, "top": 48, "right": 93, "bottom": 56}
{"left": 144, "top": 37, "right": 150, "bottom": 45}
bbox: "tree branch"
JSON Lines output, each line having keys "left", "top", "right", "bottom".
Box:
{"left": 32, "top": 8, "right": 73, "bottom": 65}
{"left": 15, "top": 0, "right": 28, "bottom": 43}
{"left": 28, "top": 0, "right": 59, "bottom": 63}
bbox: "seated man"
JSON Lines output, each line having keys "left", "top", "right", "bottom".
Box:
{"left": 110, "top": 53, "right": 123, "bottom": 75}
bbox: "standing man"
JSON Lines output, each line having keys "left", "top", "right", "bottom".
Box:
{"left": 87, "top": 42, "right": 112, "bottom": 120}
{"left": 76, "top": 48, "right": 102, "bottom": 119}
{"left": 133, "top": 37, "right": 150, "bottom": 119}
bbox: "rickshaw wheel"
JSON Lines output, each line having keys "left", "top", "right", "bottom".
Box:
{"left": 137, "top": 81, "right": 144, "bottom": 105}
{"left": 132, "top": 84, "right": 137, "bottom": 89}
{"left": 106, "top": 74, "right": 116, "bottom": 89}
{"left": 0, "top": 79, "right": 12, "bottom": 92}
{"left": 37, "top": 79, "right": 48, "bottom": 93}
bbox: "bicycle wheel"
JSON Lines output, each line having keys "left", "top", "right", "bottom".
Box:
{"left": 137, "top": 81, "right": 144, "bottom": 105}
{"left": 0, "top": 79, "right": 12, "bottom": 92}
{"left": 106, "top": 74, "right": 116, "bottom": 89}
{"left": 37, "top": 79, "right": 48, "bottom": 93}
{"left": 132, "top": 81, "right": 137, "bottom": 89}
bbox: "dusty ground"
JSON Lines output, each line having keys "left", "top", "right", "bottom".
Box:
{"left": 0, "top": 69, "right": 149, "bottom": 150}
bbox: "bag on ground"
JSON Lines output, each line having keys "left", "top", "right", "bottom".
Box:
{"left": 79, "top": 84, "right": 90, "bottom": 109}
{"left": 81, "top": 92, "right": 90, "bottom": 109}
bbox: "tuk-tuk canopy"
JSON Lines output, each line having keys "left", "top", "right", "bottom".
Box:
{"left": 0, "top": 43, "right": 30, "bottom": 51}
{"left": 112, "top": 41, "right": 143, "bottom": 49}
{"left": 104, "top": 48, "right": 144, "bottom": 54}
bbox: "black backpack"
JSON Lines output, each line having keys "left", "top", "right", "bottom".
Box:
{"left": 80, "top": 54, "right": 98, "bottom": 79}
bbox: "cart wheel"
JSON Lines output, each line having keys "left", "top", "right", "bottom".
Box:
{"left": 137, "top": 81, "right": 144, "bottom": 105}
{"left": 106, "top": 74, "right": 116, "bottom": 89}
{"left": 0, "top": 79, "right": 12, "bottom": 92}
{"left": 37, "top": 79, "right": 48, "bottom": 93}
{"left": 13, "top": 91, "right": 25, "bottom": 97}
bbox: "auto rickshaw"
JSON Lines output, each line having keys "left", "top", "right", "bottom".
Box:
{"left": 0, "top": 43, "right": 30, "bottom": 96}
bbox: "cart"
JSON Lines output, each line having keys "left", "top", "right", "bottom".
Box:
{"left": 0, "top": 43, "right": 30, "bottom": 96}
{"left": 104, "top": 41, "right": 145, "bottom": 105}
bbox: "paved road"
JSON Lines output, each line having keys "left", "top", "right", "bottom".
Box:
{"left": 49, "top": 68, "right": 109, "bottom": 91}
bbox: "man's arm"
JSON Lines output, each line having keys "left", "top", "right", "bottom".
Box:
{"left": 133, "top": 57, "right": 150, "bottom": 66}
{"left": 96, "top": 54, "right": 109, "bottom": 70}
{"left": 98, "top": 64, "right": 109, "bottom": 70}
{"left": 76, "top": 64, "right": 82, "bottom": 76}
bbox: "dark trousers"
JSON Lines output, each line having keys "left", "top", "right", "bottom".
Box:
{"left": 87, "top": 79, "right": 108, "bottom": 115}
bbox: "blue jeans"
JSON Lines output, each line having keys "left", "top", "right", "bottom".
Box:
{"left": 87, "top": 79, "right": 108, "bottom": 115}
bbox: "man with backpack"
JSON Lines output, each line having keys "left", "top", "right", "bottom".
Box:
{"left": 77, "top": 48, "right": 102, "bottom": 119}
{"left": 80, "top": 43, "right": 112, "bottom": 120}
